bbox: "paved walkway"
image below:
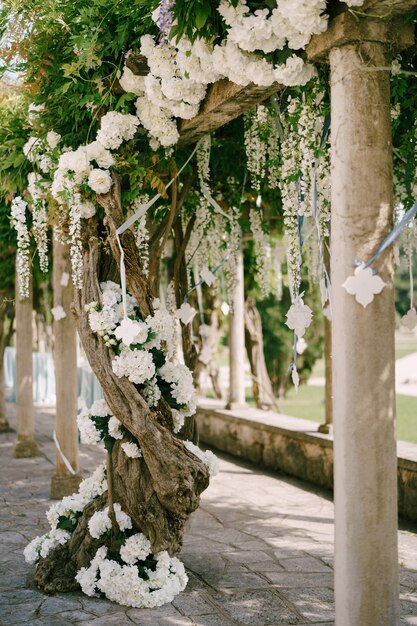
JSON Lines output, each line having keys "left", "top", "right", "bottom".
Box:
{"left": 1, "top": 404, "right": 417, "bottom": 626}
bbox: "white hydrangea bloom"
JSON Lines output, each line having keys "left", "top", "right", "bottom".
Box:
{"left": 88, "top": 307, "right": 118, "bottom": 334}
{"left": 108, "top": 415, "right": 124, "bottom": 440}
{"left": 119, "top": 65, "right": 146, "bottom": 96}
{"left": 121, "top": 442, "right": 142, "bottom": 458}
{"left": 88, "top": 168, "right": 112, "bottom": 195}
{"left": 120, "top": 533, "right": 151, "bottom": 564}
{"left": 145, "top": 308, "right": 175, "bottom": 357}
{"left": 183, "top": 441, "right": 219, "bottom": 477}
{"left": 90, "top": 399, "right": 111, "bottom": 417}
{"left": 86, "top": 141, "right": 115, "bottom": 169}
{"left": 158, "top": 362, "right": 196, "bottom": 407}
{"left": 88, "top": 503, "right": 132, "bottom": 539}
{"left": 77, "top": 408, "right": 102, "bottom": 445}
{"left": 96, "top": 111, "right": 139, "bottom": 150}
{"left": 46, "top": 130, "right": 61, "bottom": 150}
{"left": 23, "top": 536, "right": 44, "bottom": 564}
{"left": 112, "top": 348, "right": 156, "bottom": 385}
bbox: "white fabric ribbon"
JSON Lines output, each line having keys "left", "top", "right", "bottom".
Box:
{"left": 53, "top": 430, "right": 76, "bottom": 476}
{"left": 115, "top": 144, "right": 198, "bottom": 318}
{"left": 201, "top": 185, "right": 233, "bottom": 223}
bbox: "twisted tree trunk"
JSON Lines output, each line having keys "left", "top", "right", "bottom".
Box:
{"left": 34, "top": 184, "right": 210, "bottom": 593}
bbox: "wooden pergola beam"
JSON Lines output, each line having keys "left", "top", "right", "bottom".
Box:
{"left": 177, "top": 80, "right": 282, "bottom": 146}
{"left": 127, "top": 0, "right": 416, "bottom": 146}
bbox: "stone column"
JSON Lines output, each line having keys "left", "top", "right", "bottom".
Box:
{"left": 226, "top": 244, "right": 247, "bottom": 409}
{"left": 318, "top": 316, "right": 332, "bottom": 434}
{"left": 330, "top": 29, "right": 399, "bottom": 626}
{"left": 50, "top": 238, "right": 81, "bottom": 498}
{"left": 308, "top": 16, "right": 414, "bottom": 624}
{"left": 14, "top": 271, "right": 39, "bottom": 457}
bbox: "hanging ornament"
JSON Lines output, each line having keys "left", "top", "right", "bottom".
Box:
{"left": 401, "top": 308, "right": 417, "bottom": 330}
{"left": 60, "top": 272, "right": 70, "bottom": 287}
{"left": 199, "top": 344, "right": 213, "bottom": 365}
{"left": 401, "top": 238, "right": 416, "bottom": 330}
{"left": 285, "top": 295, "right": 313, "bottom": 338}
{"left": 51, "top": 305, "right": 66, "bottom": 321}
{"left": 201, "top": 266, "right": 216, "bottom": 286}
{"left": 296, "top": 337, "right": 308, "bottom": 355}
{"left": 342, "top": 264, "right": 386, "bottom": 308}
{"left": 291, "top": 365, "right": 300, "bottom": 392}
{"left": 221, "top": 302, "right": 230, "bottom": 316}
{"left": 114, "top": 318, "right": 148, "bottom": 347}
{"left": 176, "top": 302, "right": 197, "bottom": 325}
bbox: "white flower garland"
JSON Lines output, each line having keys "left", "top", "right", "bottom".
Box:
{"left": 76, "top": 542, "right": 188, "bottom": 608}
{"left": 86, "top": 282, "right": 197, "bottom": 431}
{"left": 11, "top": 196, "right": 31, "bottom": 300}
{"left": 24, "top": 463, "right": 107, "bottom": 564}
{"left": 32, "top": 200, "right": 49, "bottom": 273}
{"left": 249, "top": 207, "right": 272, "bottom": 297}
{"left": 244, "top": 105, "right": 268, "bottom": 193}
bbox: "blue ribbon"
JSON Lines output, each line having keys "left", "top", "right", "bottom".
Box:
{"left": 362, "top": 201, "right": 417, "bottom": 269}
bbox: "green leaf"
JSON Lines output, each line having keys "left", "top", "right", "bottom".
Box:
{"left": 195, "top": 4, "right": 210, "bottom": 29}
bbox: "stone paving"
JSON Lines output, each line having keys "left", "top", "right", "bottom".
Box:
{"left": 1, "top": 403, "right": 417, "bottom": 626}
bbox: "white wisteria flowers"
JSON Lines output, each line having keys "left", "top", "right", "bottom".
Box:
{"left": 11, "top": 196, "right": 31, "bottom": 300}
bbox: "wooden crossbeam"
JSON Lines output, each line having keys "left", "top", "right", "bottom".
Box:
{"left": 127, "top": 0, "right": 416, "bottom": 146}
{"left": 177, "top": 80, "right": 282, "bottom": 146}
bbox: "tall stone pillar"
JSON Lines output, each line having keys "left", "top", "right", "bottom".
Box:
{"left": 14, "top": 271, "right": 39, "bottom": 457}
{"left": 318, "top": 316, "right": 332, "bottom": 434}
{"left": 50, "top": 238, "right": 81, "bottom": 498}
{"left": 226, "top": 244, "right": 247, "bottom": 409}
{"left": 309, "top": 15, "right": 414, "bottom": 625}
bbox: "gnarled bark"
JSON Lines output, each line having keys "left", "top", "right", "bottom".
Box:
{"left": 34, "top": 188, "right": 210, "bottom": 593}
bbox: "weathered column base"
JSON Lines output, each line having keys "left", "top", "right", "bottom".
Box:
{"left": 50, "top": 473, "right": 82, "bottom": 499}
{"left": 226, "top": 401, "right": 248, "bottom": 410}
{"left": 317, "top": 423, "right": 332, "bottom": 435}
{"left": 14, "top": 437, "right": 40, "bottom": 458}
{"left": 0, "top": 420, "right": 13, "bottom": 433}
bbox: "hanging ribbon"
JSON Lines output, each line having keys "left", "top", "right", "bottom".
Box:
{"left": 409, "top": 241, "right": 414, "bottom": 310}
{"left": 357, "top": 201, "right": 417, "bottom": 269}
{"left": 53, "top": 430, "right": 76, "bottom": 476}
{"left": 115, "top": 144, "right": 198, "bottom": 318}
{"left": 201, "top": 185, "right": 233, "bottom": 223}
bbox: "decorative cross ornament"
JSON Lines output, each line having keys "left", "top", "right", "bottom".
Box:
{"left": 401, "top": 308, "right": 417, "bottom": 331}
{"left": 60, "top": 272, "right": 70, "bottom": 287}
{"left": 51, "top": 305, "right": 66, "bottom": 321}
{"left": 285, "top": 296, "right": 313, "bottom": 338}
{"left": 114, "top": 318, "right": 148, "bottom": 346}
{"left": 199, "top": 345, "right": 213, "bottom": 365}
{"left": 201, "top": 266, "right": 216, "bottom": 286}
{"left": 342, "top": 263, "right": 386, "bottom": 308}
{"left": 176, "top": 302, "right": 197, "bottom": 325}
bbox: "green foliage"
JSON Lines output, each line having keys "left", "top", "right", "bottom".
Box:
{"left": 0, "top": 0, "right": 157, "bottom": 146}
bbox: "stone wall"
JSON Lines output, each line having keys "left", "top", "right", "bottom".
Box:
{"left": 197, "top": 403, "right": 417, "bottom": 523}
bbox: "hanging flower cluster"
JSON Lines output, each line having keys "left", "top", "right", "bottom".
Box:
{"left": 24, "top": 463, "right": 108, "bottom": 564}
{"left": 11, "top": 197, "right": 31, "bottom": 300}
{"left": 85, "top": 281, "right": 198, "bottom": 433}
{"left": 117, "top": 0, "right": 331, "bottom": 149}
{"left": 24, "top": 459, "right": 188, "bottom": 608}
{"left": 278, "top": 87, "right": 330, "bottom": 300}
{"left": 249, "top": 206, "right": 272, "bottom": 297}
{"left": 76, "top": 540, "right": 188, "bottom": 608}
{"left": 77, "top": 398, "right": 142, "bottom": 458}
{"left": 244, "top": 105, "right": 268, "bottom": 193}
